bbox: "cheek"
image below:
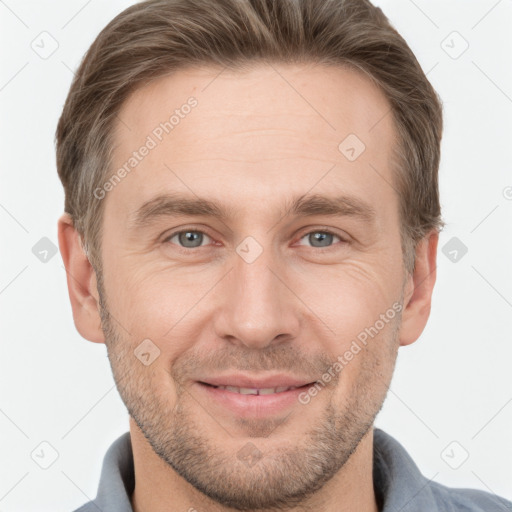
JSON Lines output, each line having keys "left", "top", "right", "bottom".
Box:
{"left": 329, "top": 310, "right": 400, "bottom": 411}
{"left": 297, "top": 258, "right": 401, "bottom": 335}
{"left": 105, "top": 264, "right": 211, "bottom": 368}
{"left": 102, "top": 257, "right": 174, "bottom": 329}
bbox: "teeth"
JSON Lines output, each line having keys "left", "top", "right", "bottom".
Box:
{"left": 259, "top": 388, "right": 278, "bottom": 395}
{"left": 239, "top": 387, "right": 259, "bottom": 395}
{"left": 215, "top": 385, "right": 297, "bottom": 395}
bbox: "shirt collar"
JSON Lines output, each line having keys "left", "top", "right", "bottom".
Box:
{"left": 372, "top": 428, "right": 438, "bottom": 511}
{"left": 94, "top": 431, "right": 134, "bottom": 511}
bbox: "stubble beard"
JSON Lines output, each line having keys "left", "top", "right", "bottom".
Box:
{"left": 96, "top": 274, "right": 401, "bottom": 511}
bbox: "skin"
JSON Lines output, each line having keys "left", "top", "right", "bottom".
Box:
{"left": 58, "top": 63, "right": 438, "bottom": 512}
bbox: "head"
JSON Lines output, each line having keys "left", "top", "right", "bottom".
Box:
{"left": 57, "top": 0, "right": 443, "bottom": 510}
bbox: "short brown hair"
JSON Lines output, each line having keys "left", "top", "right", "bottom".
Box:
{"left": 56, "top": 0, "right": 444, "bottom": 275}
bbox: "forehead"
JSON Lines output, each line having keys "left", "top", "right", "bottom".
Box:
{"left": 108, "top": 63, "right": 398, "bottom": 223}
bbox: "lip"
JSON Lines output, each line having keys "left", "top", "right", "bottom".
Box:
{"left": 194, "top": 376, "right": 317, "bottom": 419}
{"left": 198, "top": 373, "right": 315, "bottom": 389}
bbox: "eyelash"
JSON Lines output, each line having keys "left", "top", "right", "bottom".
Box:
{"left": 162, "top": 227, "right": 348, "bottom": 253}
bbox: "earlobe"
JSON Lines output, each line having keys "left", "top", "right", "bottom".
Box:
{"left": 399, "top": 230, "right": 439, "bottom": 347}
{"left": 58, "top": 213, "right": 105, "bottom": 344}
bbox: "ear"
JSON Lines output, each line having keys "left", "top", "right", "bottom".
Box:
{"left": 399, "top": 230, "right": 438, "bottom": 347}
{"left": 58, "top": 213, "right": 105, "bottom": 344}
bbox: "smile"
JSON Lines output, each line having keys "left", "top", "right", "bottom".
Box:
{"left": 203, "top": 384, "right": 299, "bottom": 395}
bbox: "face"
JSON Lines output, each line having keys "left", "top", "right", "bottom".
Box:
{"left": 97, "top": 63, "right": 407, "bottom": 510}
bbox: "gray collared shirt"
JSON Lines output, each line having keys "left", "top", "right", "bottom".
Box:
{"left": 73, "top": 428, "right": 512, "bottom": 511}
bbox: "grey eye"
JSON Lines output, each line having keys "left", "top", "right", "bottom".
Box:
{"left": 170, "top": 230, "right": 210, "bottom": 248}
{"left": 299, "top": 231, "right": 341, "bottom": 248}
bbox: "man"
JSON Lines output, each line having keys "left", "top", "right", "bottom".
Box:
{"left": 56, "top": 0, "right": 512, "bottom": 510}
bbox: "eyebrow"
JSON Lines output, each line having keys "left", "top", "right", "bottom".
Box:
{"left": 129, "top": 192, "right": 377, "bottom": 230}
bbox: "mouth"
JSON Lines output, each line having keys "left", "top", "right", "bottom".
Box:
{"left": 199, "top": 382, "right": 312, "bottom": 395}
{"left": 195, "top": 381, "right": 317, "bottom": 419}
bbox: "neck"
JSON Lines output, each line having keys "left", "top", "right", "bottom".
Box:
{"left": 129, "top": 418, "right": 379, "bottom": 512}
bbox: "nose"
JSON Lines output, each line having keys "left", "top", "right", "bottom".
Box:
{"left": 212, "top": 243, "right": 300, "bottom": 350}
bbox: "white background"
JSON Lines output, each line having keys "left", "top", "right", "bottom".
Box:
{"left": 1, "top": 0, "right": 511, "bottom": 510}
